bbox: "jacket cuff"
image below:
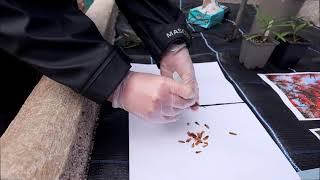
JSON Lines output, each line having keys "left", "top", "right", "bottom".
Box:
{"left": 81, "top": 48, "right": 131, "bottom": 104}
{"left": 148, "top": 14, "right": 192, "bottom": 62}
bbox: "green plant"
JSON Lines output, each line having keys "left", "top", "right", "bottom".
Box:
{"left": 273, "top": 17, "right": 311, "bottom": 42}
{"left": 246, "top": 8, "right": 281, "bottom": 43}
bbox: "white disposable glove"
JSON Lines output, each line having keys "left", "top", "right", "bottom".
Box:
{"left": 160, "top": 44, "right": 199, "bottom": 110}
{"left": 111, "top": 71, "right": 196, "bottom": 123}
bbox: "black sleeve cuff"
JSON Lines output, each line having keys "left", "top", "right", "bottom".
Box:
{"left": 148, "top": 14, "right": 192, "bottom": 62}
{"left": 81, "top": 48, "right": 131, "bottom": 104}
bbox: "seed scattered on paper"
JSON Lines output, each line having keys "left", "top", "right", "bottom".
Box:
{"left": 202, "top": 144, "right": 208, "bottom": 148}
{"left": 229, "top": 132, "right": 237, "bottom": 136}
{"left": 203, "top": 135, "right": 209, "bottom": 140}
{"left": 188, "top": 131, "right": 197, "bottom": 139}
{"left": 178, "top": 122, "right": 210, "bottom": 154}
{"left": 200, "top": 131, "right": 204, "bottom": 138}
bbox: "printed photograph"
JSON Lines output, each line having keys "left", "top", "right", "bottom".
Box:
{"left": 259, "top": 72, "right": 320, "bottom": 120}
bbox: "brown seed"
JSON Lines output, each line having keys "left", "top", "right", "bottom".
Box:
{"left": 203, "top": 144, "right": 208, "bottom": 148}
{"left": 195, "top": 151, "right": 202, "bottom": 154}
{"left": 204, "top": 142, "right": 208, "bottom": 145}
{"left": 178, "top": 140, "right": 185, "bottom": 143}
{"left": 203, "top": 136, "right": 209, "bottom": 140}
{"left": 195, "top": 122, "right": 200, "bottom": 125}
{"left": 186, "top": 138, "right": 192, "bottom": 143}
{"left": 187, "top": 131, "right": 195, "bottom": 138}
{"left": 204, "top": 124, "right": 210, "bottom": 129}
{"left": 197, "top": 132, "right": 204, "bottom": 139}
{"left": 197, "top": 133, "right": 201, "bottom": 138}
{"left": 192, "top": 143, "right": 195, "bottom": 148}
{"left": 195, "top": 141, "right": 200, "bottom": 146}
{"left": 190, "top": 133, "right": 197, "bottom": 139}
{"left": 229, "top": 132, "right": 237, "bottom": 136}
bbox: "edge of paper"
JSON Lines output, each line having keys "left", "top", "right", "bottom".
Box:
{"left": 310, "top": 128, "right": 320, "bottom": 140}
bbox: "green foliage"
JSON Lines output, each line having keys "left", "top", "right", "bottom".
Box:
{"left": 245, "top": 34, "right": 261, "bottom": 41}
{"left": 273, "top": 17, "right": 312, "bottom": 42}
{"left": 256, "top": 10, "right": 274, "bottom": 33}
{"left": 246, "top": 9, "right": 312, "bottom": 44}
{"left": 246, "top": 8, "right": 282, "bottom": 43}
{"left": 273, "top": 32, "right": 290, "bottom": 42}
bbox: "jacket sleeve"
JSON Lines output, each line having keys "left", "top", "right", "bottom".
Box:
{"left": 0, "top": 0, "right": 131, "bottom": 104}
{"left": 115, "top": 0, "right": 192, "bottom": 62}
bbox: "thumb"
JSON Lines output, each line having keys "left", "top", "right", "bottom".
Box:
{"left": 168, "top": 78, "right": 196, "bottom": 100}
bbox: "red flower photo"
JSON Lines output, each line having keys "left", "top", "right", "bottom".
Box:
{"left": 259, "top": 72, "right": 320, "bottom": 120}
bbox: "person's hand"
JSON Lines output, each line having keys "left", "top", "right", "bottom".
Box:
{"left": 111, "top": 72, "right": 196, "bottom": 123}
{"left": 160, "top": 44, "right": 199, "bottom": 110}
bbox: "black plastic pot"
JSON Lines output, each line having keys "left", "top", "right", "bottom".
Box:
{"left": 270, "top": 38, "right": 311, "bottom": 68}
{"left": 239, "top": 37, "right": 279, "bottom": 69}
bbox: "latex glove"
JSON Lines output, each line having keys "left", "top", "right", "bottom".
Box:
{"left": 112, "top": 71, "right": 196, "bottom": 123}
{"left": 160, "top": 44, "right": 199, "bottom": 110}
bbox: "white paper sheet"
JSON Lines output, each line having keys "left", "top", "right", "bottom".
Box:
{"left": 129, "top": 104, "right": 300, "bottom": 180}
{"left": 130, "top": 62, "right": 243, "bottom": 105}
{"left": 258, "top": 72, "right": 320, "bottom": 121}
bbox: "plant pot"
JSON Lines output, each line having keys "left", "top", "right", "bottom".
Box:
{"left": 269, "top": 38, "right": 311, "bottom": 68}
{"left": 239, "top": 37, "right": 279, "bottom": 69}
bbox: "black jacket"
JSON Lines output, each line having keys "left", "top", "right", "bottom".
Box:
{"left": 0, "top": 0, "right": 191, "bottom": 104}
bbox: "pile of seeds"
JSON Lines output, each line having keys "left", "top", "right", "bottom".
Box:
{"left": 178, "top": 122, "right": 210, "bottom": 154}
{"left": 178, "top": 121, "right": 239, "bottom": 154}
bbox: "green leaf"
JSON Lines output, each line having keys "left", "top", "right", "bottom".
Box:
{"left": 291, "top": 23, "right": 296, "bottom": 30}
{"left": 273, "top": 32, "right": 290, "bottom": 42}
{"left": 245, "top": 34, "right": 261, "bottom": 41}
{"left": 295, "top": 22, "right": 311, "bottom": 34}
{"left": 281, "top": 32, "right": 291, "bottom": 37}
{"left": 273, "top": 24, "right": 291, "bottom": 28}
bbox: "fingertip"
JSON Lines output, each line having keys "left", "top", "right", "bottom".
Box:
{"left": 191, "top": 106, "right": 199, "bottom": 111}
{"left": 190, "top": 102, "right": 199, "bottom": 111}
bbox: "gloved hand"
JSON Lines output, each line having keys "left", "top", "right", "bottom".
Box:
{"left": 111, "top": 71, "right": 196, "bottom": 123}
{"left": 160, "top": 44, "right": 199, "bottom": 110}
